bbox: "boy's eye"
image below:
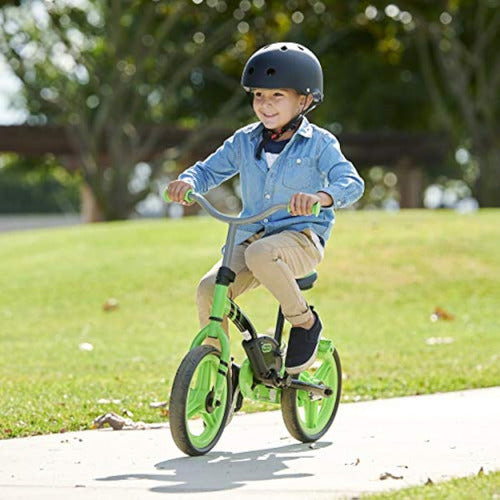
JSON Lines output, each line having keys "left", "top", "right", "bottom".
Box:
{"left": 252, "top": 91, "right": 284, "bottom": 99}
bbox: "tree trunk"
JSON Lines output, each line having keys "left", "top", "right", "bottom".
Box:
{"left": 475, "top": 146, "right": 500, "bottom": 207}
{"left": 81, "top": 183, "right": 104, "bottom": 223}
{"left": 394, "top": 159, "right": 424, "bottom": 208}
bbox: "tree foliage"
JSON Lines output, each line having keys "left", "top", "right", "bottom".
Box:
{"left": 1, "top": 0, "right": 248, "bottom": 219}
{"left": 356, "top": 0, "right": 500, "bottom": 205}
{"left": 1, "top": 0, "right": 499, "bottom": 216}
{"left": 0, "top": 154, "right": 79, "bottom": 213}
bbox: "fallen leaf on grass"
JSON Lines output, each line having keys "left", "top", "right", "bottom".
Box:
{"left": 150, "top": 401, "right": 169, "bottom": 417}
{"left": 425, "top": 337, "right": 454, "bottom": 345}
{"left": 379, "top": 472, "right": 404, "bottom": 480}
{"left": 97, "top": 398, "right": 122, "bottom": 405}
{"left": 430, "top": 307, "right": 454, "bottom": 322}
{"left": 78, "top": 342, "right": 94, "bottom": 352}
{"left": 103, "top": 298, "right": 119, "bottom": 311}
{"left": 149, "top": 401, "right": 168, "bottom": 408}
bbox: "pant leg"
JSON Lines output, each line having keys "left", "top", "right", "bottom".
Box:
{"left": 243, "top": 230, "right": 322, "bottom": 326}
{"left": 197, "top": 242, "right": 260, "bottom": 332}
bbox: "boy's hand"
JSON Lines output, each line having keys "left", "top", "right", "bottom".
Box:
{"left": 289, "top": 192, "right": 321, "bottom": 216}
{"left": 167, "top": 180, "right": 194, "bottom": 205}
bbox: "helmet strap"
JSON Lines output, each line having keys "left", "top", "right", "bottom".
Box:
{"left": 255, "top": 114, "right": 303, "bottom": 159}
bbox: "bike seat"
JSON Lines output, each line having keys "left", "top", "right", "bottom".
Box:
{"left": 296, "top": 271, "right": 318, "bottom": 290}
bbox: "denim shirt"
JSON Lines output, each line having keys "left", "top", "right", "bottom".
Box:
{"left": 179, "top": 117, "right": 365, "bottom": 247}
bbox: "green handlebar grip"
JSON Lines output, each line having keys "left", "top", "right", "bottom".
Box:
{"left": 163, "top": 188, "right": 193, "bottom": 204}
{"left": 287, "top": 201, "right": 321, "bottom": 216}
{"left": 183, "top": 189, "right": 193, "bottom": 203}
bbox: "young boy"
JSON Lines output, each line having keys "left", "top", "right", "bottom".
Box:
{"left": 167, "top": 42, "right": 364, "bottom": 375}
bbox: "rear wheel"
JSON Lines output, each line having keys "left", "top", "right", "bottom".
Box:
{"left": 281, "top": 348, "right": 341, "bottom": 442}
{"left": 169, "top": 345, "right": 231, "bottom": 456}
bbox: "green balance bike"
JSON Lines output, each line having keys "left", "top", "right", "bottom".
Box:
{"left": 164, "top": 189, "right": 342, "bottom": 456}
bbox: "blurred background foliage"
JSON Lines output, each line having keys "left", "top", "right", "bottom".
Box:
{"left": 0, "top": 0, "right": 498, "bottom": 218}
{"left": 0, "top": 154, "right": 80, "bottom": 213}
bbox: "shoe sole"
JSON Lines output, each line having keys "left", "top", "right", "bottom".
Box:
{"left": 285, "top": 342, "right": 319, "bottom": 375}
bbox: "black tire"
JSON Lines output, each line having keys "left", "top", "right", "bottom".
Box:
{"left": 281, "top": 349, "right": 342, "bottom": 442}
{"left": 169, "top": 345, "right": 232, "bottom": 456}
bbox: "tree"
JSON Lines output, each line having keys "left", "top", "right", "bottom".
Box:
{"left": 363, "top": 0, "right": 500, "bottom": 206}
{"left": 4, "top": 1, "right": 496, "bottom": 212}
{"left": 0, "top": 0, "right": 247, "bottom": 220}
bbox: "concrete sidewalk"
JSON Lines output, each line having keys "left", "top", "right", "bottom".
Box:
{"left": 0, "top": 387, "right": 499, "bottom": 500}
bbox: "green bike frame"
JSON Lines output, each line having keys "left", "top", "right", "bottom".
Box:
{"left": 188, "top": 280, "right": 233, "bottom": 404}
{"left": 165, "top": 187, "right": 322, "bottom": 408}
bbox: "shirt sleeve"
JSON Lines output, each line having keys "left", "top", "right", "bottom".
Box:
{"left": 178, "top": 133, "right": 239, "bottom": 194}
{"left": 317, "top": 136, "right": 365, "bottom": 209}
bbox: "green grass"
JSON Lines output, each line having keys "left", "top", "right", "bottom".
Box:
{"left": 0, "top": 210, "right": 499, "bottom": 439}
{"left": 363, "top": 469, "right": 500, "bottom": 499}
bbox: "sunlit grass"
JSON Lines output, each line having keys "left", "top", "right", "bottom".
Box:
{"left": 0, "top": 209, "right": 499, "bottom": 438}
{"left": 364, "top": 469, "right": 500, "bottom": 499}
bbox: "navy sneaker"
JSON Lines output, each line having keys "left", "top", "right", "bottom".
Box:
{"left": 285, "top": 308, "right": 322, "bottom": 374}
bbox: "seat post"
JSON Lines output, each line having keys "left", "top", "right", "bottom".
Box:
{"left": 274, "top": 306, "right": 285, "bottom": 345}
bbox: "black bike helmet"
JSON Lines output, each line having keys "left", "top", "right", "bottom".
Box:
{"left": 241, "top": 42, "right": 323, "bottom": 104}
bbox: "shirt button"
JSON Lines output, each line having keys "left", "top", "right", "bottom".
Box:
{"left": 265, "top": 194, "right": 271, "bottom": 199}
{"left": 263, "top": 218, "right": 269, "bottom": 223}
{"left": 296, "top": 159, "right": 302, "bottom": 164}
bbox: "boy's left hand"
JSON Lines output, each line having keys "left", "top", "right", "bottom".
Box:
{"left": 289, "top": 192, "right": 321, "bottom": 216}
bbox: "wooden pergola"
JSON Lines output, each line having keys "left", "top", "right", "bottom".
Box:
{"left": 0, "top": 125, "right": 449, "bottom": 208}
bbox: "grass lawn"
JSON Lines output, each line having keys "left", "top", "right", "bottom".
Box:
{"left": 0, "top": 209, "right": 499, "bottom": 439}
{"left": 364, "top": 469, "right": 500, "bottom": 499}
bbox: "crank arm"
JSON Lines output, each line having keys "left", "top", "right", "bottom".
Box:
{"left": 267, "top": 372, "right": 333, "bottom": 398}
{"left": 288, "top": 378, "right": 333, "bottom": 398}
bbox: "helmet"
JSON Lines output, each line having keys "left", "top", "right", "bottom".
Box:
{"left": 241, "top": 42, "right": 323, "bottom": 103}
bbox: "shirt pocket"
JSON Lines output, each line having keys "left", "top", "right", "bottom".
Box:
{"left": 281, "top": 157, "right": 322, "bottom": 191}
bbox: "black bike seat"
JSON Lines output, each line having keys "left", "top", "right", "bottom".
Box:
{"left": 296, "top": 271, "right": 318, "bottom": 290}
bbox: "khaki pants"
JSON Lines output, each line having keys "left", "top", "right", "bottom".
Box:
{"left": 197, "top": 230, "right": 323, "bottom": 334}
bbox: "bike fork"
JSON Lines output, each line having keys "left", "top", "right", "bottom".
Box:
{"left": 189, "top": 266, "right": 237, "bottom": 405}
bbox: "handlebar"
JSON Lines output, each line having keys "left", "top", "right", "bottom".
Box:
{"left": 163, "top": 189, "right": 320, "bottom": 226}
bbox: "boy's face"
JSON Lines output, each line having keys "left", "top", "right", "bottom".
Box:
{"left": 251, "top": 88, "right": 311, "bottom": 132}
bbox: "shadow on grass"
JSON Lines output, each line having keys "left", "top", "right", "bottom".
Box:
{"left": 96, "top": 441, "right": 332, "bottom": 493}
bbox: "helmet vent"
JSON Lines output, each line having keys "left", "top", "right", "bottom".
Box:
{"left": 297, "top": 45, "right": 305, "bottom": 51}
{"left": 248, "top": 67, "right": 255, "bottom": 75}
{"left": 266, "top": 68, "right": 276, "bottom": 76}
{"left": 280, "top": 45, "right": 288, "bottom": 51}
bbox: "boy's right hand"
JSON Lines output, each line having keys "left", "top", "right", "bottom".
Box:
{"left": 167, "top": 180, "right": 194, "bottom": 205}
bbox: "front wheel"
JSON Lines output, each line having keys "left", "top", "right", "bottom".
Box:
{"left": 169, "top": 345, "right": 231, "bottom": 456}
{"left": 281, "top": 347, "right": 342, "bottom": 442}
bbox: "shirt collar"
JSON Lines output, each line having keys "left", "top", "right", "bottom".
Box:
{"left": 243, "top": 116, "right": 313, "bottom": 139}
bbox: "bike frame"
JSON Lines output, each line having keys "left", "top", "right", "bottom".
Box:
{"left": 165, "top": 189, "right": 324, "bottom": 407}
